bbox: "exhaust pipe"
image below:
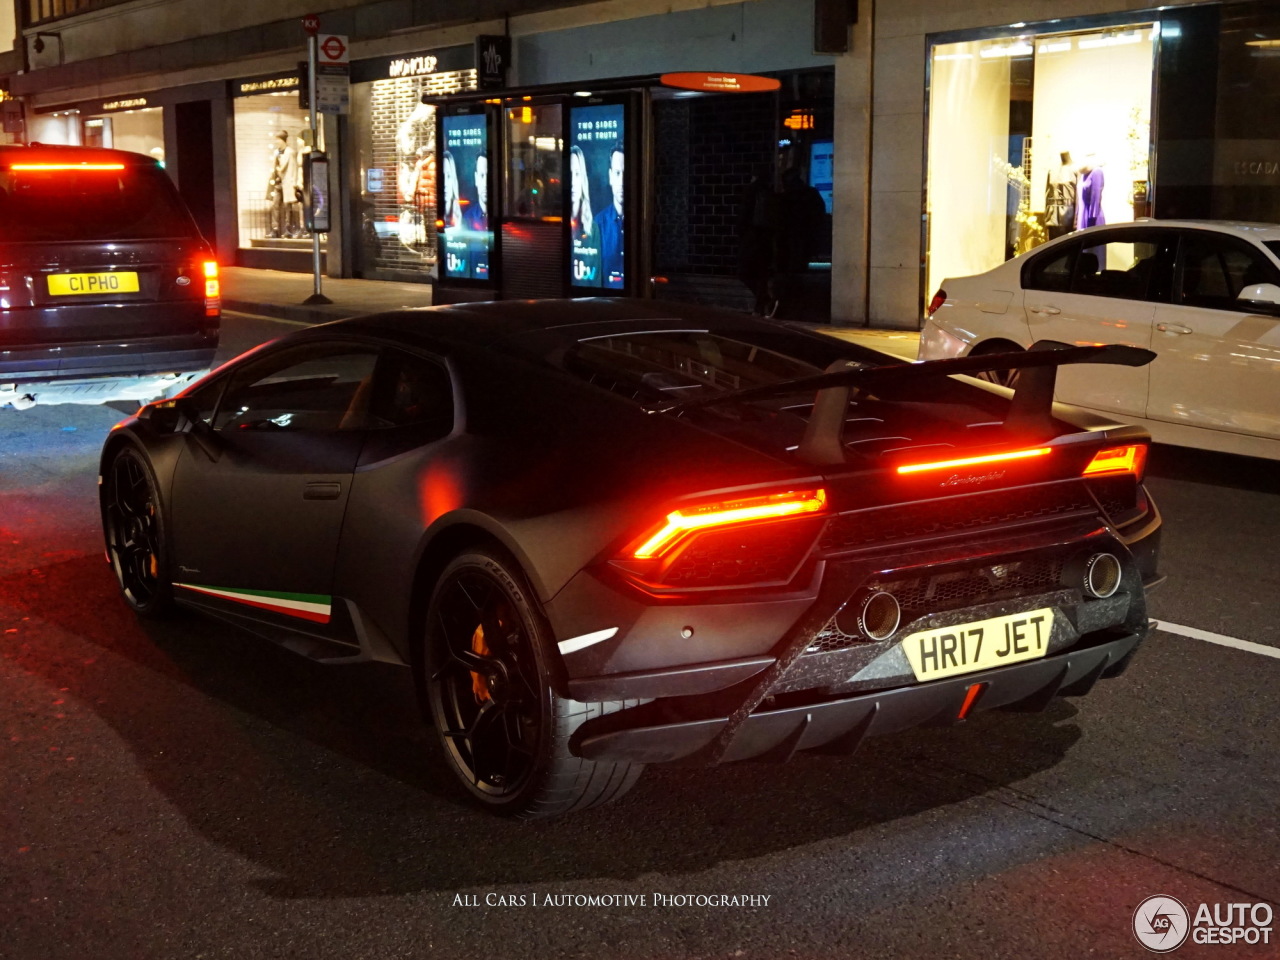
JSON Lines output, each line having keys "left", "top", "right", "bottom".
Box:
{"left": 836, "top": 590, "right": 902, "bottom": 641}
{"left": 1083, "top": 553, "right": 1122, "bottom": 599}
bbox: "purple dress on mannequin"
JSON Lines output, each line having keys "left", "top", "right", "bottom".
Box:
{"left": 1076, "top": 166, "right": 1105, "bottom": 230}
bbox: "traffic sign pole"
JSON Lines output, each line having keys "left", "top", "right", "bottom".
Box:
{"left": 303, "top": 20, "right": 331, "bottom": 305}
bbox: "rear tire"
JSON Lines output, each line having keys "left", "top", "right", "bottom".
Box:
{"left": 102, "top": 445, "right": 175, "bottom": 618}
{"left": 421, "top": 548, "right": 644, "bottom": 818}
{"left": 969, "top": 340, "right": 1024, "bottom": 388}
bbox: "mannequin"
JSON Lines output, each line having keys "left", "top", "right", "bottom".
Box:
{"left": 1045, "top": 150, "right": 1078, "bottom": 240}
{"left": 266, "top": 130, "right": 295, "bottom": 239}
{"left": 1075, "top": 154, "right": 1106, "bottom": 230}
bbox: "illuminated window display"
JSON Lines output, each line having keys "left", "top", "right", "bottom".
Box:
{"left": 925, "top": 25, "right": 1155, "bottom": 302}
{"left": 349, "top": 54, "right": 476, "bottom": 282}
{"left": 232, "top": 80, "right": 322, "bottom": 249}
{"left": 82, "top": 103, "right": 164, "bottom": 164}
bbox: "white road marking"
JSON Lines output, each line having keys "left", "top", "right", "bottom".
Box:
{"left": 1153, "top": 620, "right": 1280, "bottom": 660}
{"left": 558, "top": 628, "right": 618, "bottom": 655}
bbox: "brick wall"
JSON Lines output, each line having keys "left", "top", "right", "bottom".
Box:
{"left": 653, "top": 92, "right": 775, "bottom": 277}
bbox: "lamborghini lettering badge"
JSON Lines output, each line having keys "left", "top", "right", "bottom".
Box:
{"left": 940, "top": 470, "right": 1006, "bottom": 488}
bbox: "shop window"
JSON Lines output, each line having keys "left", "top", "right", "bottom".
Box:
{"left": 82, "top": 108, "right": 164, "bottom": 164}
{"left": 504, "top": 103, "right": 563, "bottom": 220}
{"left": 926, "top": 24, "right": 1156, "bottom": 307}
{"left": 233, "top": 93, "right": 324, "bottom": 249}
{"left": 350, "top": 70, "right": 477, "bottom": 282}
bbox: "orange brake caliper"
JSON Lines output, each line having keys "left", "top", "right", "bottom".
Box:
{"left": 470, "top": 624, "right": 491, "bottom": 702}
{"left": 147, "top": 504, "right": 158, "bottom": 577}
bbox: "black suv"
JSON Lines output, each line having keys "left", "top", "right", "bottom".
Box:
{"left": 0, "top": 144, "right": 219, "bottom": 408}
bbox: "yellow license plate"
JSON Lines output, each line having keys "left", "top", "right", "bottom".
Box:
{"left": 47, "top": 272, "right": 140, "bottom": 296}
{"left": 902, "top": 608, "right": 1054, "bottom": 682}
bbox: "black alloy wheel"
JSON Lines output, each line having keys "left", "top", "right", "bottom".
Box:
{"left": 103, "top": 446, "right": 174, "bottom": 617}
{"left": 422, "top": 549, "right": 644, "bottom": 818}
{"left": 428, "top": 557, "right": 545, "bottom": 803}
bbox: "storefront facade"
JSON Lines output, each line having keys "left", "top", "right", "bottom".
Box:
{"left": 429, "top": 0, "right": 837, "bottom": 312}
{"left": 348, "top": 46, "right": 477, "bottom": 282}
{"left": 841, "top": 0, "right": 1280, "bottom": 328}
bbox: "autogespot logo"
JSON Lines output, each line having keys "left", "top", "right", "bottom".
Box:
{"left": 1133, "top": 895, "right": 1190, "bottom": 953}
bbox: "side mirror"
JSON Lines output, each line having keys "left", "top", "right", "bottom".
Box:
{"left": 137, "top": 398, "right": 184, "bottom": 433}
{"left": 1238, "top": 282, "right": 1280, "bottom": 306}
{"left": 139, "top": 397, "right": 222, "bottom": 459}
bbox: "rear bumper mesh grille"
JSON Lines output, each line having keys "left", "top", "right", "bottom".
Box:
{"left": 818, "top": 482, "right": 1098, "bottom": 555}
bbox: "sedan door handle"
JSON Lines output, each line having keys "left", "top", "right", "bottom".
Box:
{"left": 303, "top": 482, "right": 342, "bottom": 500}
{"left": 1029, "top": 305, "right": 1061, "bottom": 316}
{"left": 1156, "top": 322, "right": 1192, "bottom": 335}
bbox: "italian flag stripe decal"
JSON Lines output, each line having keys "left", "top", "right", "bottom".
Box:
{"left": 175, "top": 584, "right": 332, "bottom": 624}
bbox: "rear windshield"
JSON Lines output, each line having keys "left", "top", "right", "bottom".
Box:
{"left": 0, "top": 164, "right": 200, "bottom": 242}
{"left": 565, "top": 330, "right": 826, "bottom": 405}
{"left": 560, "top": 329, "right": 1013, "bottom": 460}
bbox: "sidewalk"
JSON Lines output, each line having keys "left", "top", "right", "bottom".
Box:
{"left": 220, "top": 267, "right": 921, "bottom": 360}
{"left": 221, "top": 267, "right": 436, "bottom": 325}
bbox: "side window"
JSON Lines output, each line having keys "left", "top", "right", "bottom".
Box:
{"left": 368, "top": 350, "right": 454, "bottom": 431}
{"left": 1024, "top": 245, "right": 1077, "bottom": 293}
{"left": 1178, "top": 233, "right": 1280, "bottom": 310}
{"left": 1070, "top": 234, "right": 1167, "bottom": 302}
{"left": 213, "top": 343, "right": 380, "bottom": 432}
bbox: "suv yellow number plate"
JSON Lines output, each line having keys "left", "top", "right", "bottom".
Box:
{"left": 902, "top": 608, "right": 1054, "bottom": 682}
{"left": 48, "top": 272, "right": 140, "bottom": 296}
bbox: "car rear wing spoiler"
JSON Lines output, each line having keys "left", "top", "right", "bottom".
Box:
{"left": 655, "top": 340, "right": 1156, "bottom": 466}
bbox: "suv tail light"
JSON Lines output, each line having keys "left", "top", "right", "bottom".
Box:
{"left": 612, "top": 488, "right": 828, "bottom": 591}
{"left": 927, "top": 289, "right": 946, "bottom": 316}
{"left": 202, "top": 260, "right": 220, "bottom": 316}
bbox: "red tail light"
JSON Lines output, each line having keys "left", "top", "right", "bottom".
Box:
{"left": 202, "top": 260, "right": 220, "bottom": 316}
{"left": 615, "top": 488, "right": 829, "bottom": 591}
{"left": 632, "top": 488, "right": 827, "bottom": 559}
{"left": 896, "top": 447, "right": 1050, "bottom": 475}
{"left": 1082, "top": 443, "right": 1147, "bottom": 480}
{"left": 9, "top": 162, "right": 125, "bottom": 171}
{"left": 927, "top": 289, "right": 947, "bottom": 316}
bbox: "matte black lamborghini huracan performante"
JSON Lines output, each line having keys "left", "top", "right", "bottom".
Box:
{"left": 100, "top": 300, "right": 1162, "bottom": 818}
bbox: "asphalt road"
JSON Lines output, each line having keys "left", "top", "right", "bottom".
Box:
{"left": 1, "top": 312, "right": 1277, "bottom": 960}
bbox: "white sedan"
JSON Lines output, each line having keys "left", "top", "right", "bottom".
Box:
{"left": 919, "top": 220, "right": 1280, "bottom": 461}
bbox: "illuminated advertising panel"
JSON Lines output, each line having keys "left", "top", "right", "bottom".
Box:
{"left": 441, "top": 112, "right": 491, "bottom": 280}
{"left": 569, "top": 103, "right": 625, "bottom": 290}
